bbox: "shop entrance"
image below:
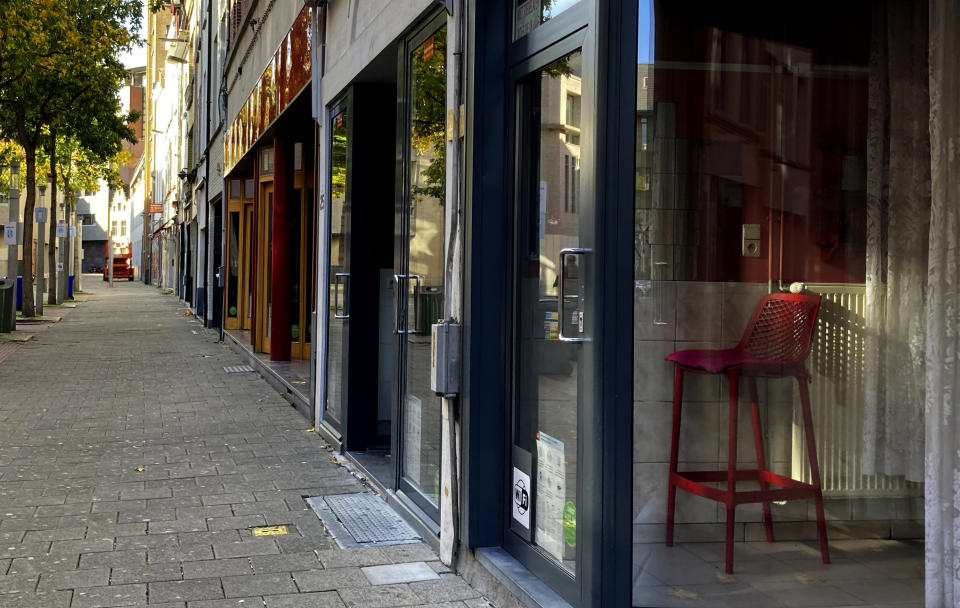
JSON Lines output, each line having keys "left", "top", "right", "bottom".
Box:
{"left": 322, "top": 12, "right": 447, "bottom": 525}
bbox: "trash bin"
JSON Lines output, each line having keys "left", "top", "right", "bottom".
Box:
{"left": 0, "top": 277, "right": 15, "bottom": 333}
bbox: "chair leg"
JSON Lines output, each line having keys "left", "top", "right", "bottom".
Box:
{"left": 666, "top": 365, "right": 683, "bottom": 547}
{"left": 748, "top": 377, "right": 774, "bottom": 542}
{"left": 724, "top": 369, "right": 739, "bottom": 575}
{"left": 798, "top": 376, "right": 830, "bottom": 565}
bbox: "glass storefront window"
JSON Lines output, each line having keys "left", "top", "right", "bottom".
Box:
{"left": 632, "top": 1, "right": 926, "bottom": 605}
{"left": 227, "top": 211, "right": 239, "bottom": 318}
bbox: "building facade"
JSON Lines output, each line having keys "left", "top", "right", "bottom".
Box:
{"left": 143, "top": 1, "right": 960, "bottom": 606}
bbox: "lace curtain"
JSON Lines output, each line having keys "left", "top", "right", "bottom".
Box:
{"left": 862, "top": 0, "right": 930, "bottom": 482}
{"left": 924, "top": 0, "right": 960, "bottom": 603}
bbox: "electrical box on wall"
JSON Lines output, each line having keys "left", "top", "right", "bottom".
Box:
{"left": 431, "top": 320, "right": 461, "bottom": 397}
{"left": 742, "top": 224, "right": 761, "bottom": 257}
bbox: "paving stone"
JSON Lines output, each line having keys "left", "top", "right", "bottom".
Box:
{"left": 71, "top": 583, "right": 146, "bottom": 607}
{"left": 21, "top": 528, "right": 87, "bottom": 543}
{"left": 409, "top": 575, "right": 481, "bottom": 603}
{"left": 292, "top": 567, "right": 370, "bottom": 592}
{"left": 148, "top": 545, "right": 214, "bottom": 563}
{"left": 336, "top": 584, "right": 424, "bottom": 608}
{"left": 7, "top": 554, "right": 79, "bottom": 575}
{"left": 0, "top": 573, "right": 40, "bottom": 593}
{"left": 263, "top": 592, "right": 345, "bottom": 608}
{"left": 182, "top": 558, "right": 252, "bottom": 579}
{"left": 49, "top": 539, "right": 115, "bottom": 555}
{"left": 109, "top": 562, "right": 182, "bottom": 584}
{"left": 78, "top": 550, "right": 144, "bottom": 570}
{"left": 149, "top": 577, "right": 225, "bottom": 603}
{"left": 37, "top": 567, "right": 110, "bottom": 591}
{"left": 250, "top": 552, "right": 320, "bottom": 575}
{"left": 213, "top": 539, "right": 280, "bottom": 559}
{"left": 189, "top": 599, "right": 266, "bottom": 608}
{"left": 222, "top": 572, "right": 298, "bottom": 597}
{"left": 361, "top": 563, "right": 440, "bottom": 586}
{"left": 0, "top": 590, "right": 73, "bottom": 607}
{"left": 315, "top": 548, "right": 391, "bottom": 569}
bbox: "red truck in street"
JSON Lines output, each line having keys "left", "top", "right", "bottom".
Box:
{"left": 103, "top": 242, "right": 134, "bottom": 281}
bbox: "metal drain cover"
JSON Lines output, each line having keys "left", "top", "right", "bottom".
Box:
{"left": 306, "top": 493, "right": 421, "bottom": 548}
{"left": 224, "top": 365, "right": 255, "bottom": 373}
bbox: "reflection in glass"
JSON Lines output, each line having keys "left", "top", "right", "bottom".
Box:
{"left": 513, "top": 0, "right": 581, "bottom": 40}
{"left": 325, "top": 109, "right": 349, "bottom": 426}
{"left": 513, "top": 50, "right": 583, "bottom": 577}
{"left": 290, "top": 189, "right": 302, "bottom": 341}
{"left": 227, "top": 211, "right": 239, "bottom": 317}
{"left": 631, "top": 2, "right": 926, "bottom": 605}
{"left": 402, "top": 27, "right": 447, "bottom": 508}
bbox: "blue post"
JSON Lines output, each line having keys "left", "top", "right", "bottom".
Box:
{"left": 68, "top": 275, "right": 74, "bottom": 299}
{"left": 16, "top": 275, "right": 21, "bottom": 311}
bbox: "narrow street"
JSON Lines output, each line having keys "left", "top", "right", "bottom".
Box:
{"left": 0, "top": 279, "right": 486, "bottom": 608}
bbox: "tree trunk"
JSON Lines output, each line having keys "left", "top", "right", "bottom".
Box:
{"left": 20, "top": 144, "right": 36, "bottom": 318}
{"left": 47, "top": 134, "right": 58, "bottom": 305}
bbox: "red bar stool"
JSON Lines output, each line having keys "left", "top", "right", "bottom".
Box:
{"left": 664, "top": 292, "right": 830, "bottom": 574}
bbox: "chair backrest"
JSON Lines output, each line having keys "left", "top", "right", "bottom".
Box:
{"left": 737, "top": 292, "right": 821, "bottom": 365}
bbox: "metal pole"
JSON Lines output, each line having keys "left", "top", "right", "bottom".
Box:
{"left": 107, "top": 186, "right": 114, "bottom": 287}
{"left": 35, "top": 185, "right": 46, "bottom": 316}
{"left": 6, "top": 162, "right": 19, "bottom": 330}
{"left": 59, "top": 200, "right": 68, "bottom": 301}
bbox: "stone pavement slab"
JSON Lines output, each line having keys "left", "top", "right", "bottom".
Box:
{"left": 0, "top": 279, "right": 490, "bottom": 607}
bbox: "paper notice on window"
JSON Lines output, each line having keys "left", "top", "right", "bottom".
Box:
{"left": 535, "top": 431, "right": 565, "bottom": 562}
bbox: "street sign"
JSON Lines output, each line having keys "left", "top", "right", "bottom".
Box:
{"left": 148, "top": 203, "right": 162, "bottom": 214}
{"left": 3, "top": 222, "right": 15, "bottom": 245}
{"left": 35, "top": 207, "right": 47, "bottom": 223}
{"left": 69, "top": 226, "right": 75, "bottom": 237}
{"left": 57, "top": 262, "right": 63, "bottom": 271}
{"left": 56, "top": 222, "right": 66, "bottom": 238}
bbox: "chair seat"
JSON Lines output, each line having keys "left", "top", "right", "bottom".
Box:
{"left": 666, "top": 348, "right": 803, "bottom": 377}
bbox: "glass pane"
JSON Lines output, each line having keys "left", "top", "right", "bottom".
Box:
{"left": 402, "top": 27, "right": 446, "bottom": 508}
{"left": 325, "top": 109, "right": 349, "bottom": 426}
{"left": 244, "top": 178, "right": 254, "bottom": 199}
{"left": 512, "top": 50, "right": 583, "bottom": 577}
{"left": 290, "top": 189, "right": 302, "bottom": 342}
{"left": 245, "top": 209, "right": 253, "bottom": 321}
{"left": 632, "top": 2, "right": 926, "bottom": 605}
{"left": 230, "top": 179, "right": 241, "bottom": 199}
{"left": 306, "top": 187, "right": 315, "bottom": 343}
{"left": 265, "top": 190, "right": 273, "bottom": 338}
{"left": 513, "top": 0, "right": 580, "bottom": 40}
{"left": 227, "top": 211, "right": 239, "bottom": 317}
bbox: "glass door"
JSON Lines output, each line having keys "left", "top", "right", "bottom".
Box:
{"left": 324, "top": 104, "right": 350, "bottom": 430}
{"left": 256, "top": 182, "right": 274, "bottom": 354}
{"left": 507, "top": 43, "right": 592, "bottom": 600}
{"left": 396, "top": 19, "right": 447, "bottom": 519}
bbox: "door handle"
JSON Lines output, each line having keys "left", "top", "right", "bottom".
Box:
{"left": 394, "top": 273, "right": 408, "bottom": 334}
{"left": 333, "top": 272, "right": 349, "bottom": 319}
{"left": 558, "top": 247, "right": 591, "bottom": 343}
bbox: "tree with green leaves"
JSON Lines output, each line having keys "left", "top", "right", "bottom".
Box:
{"left": 0, "top": 0, "right": 141, "bottom": 316}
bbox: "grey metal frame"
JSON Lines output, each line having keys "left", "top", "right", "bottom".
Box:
{"left": 462, "top": 0, "right": 635, "bottom": 605}
{"left": 391, "top": 9, "right": 450, "bottom": 525}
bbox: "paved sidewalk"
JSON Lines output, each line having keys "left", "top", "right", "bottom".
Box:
{"left": 0, "top": 280, "right": 488, "bottom": 608}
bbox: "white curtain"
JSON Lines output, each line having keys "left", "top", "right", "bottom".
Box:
{"left": 924, "top": 0, "right": 960, "bottom": 604}
{"left": 863, "top": 0, "right": 930, "bottom": 482}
